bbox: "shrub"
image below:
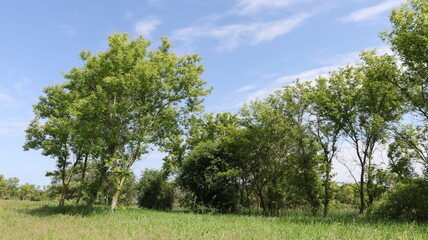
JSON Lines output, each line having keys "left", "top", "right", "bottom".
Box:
{"left": 372, "top": 179, "right": 428, "bottom": 221}
{"left": 137, "top": 169, "right": 174, "bottom": 211}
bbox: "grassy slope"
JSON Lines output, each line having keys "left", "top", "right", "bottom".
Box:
{"left": 0, "top": 201, "right": 426, "bottom": 240}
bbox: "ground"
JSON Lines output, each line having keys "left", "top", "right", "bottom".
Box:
{"left": 0, "top": 201, "right": 426, "bottom": 239}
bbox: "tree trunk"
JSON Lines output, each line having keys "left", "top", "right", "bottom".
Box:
{"left": 110, "top": 176, "right": 126, "bottom": 212}
{"left": 59, "top": 183, "right": 68, "bottom": 207}
{"left": 366, "top": 157, "right": 374, "bottom": 209}
{"left": 86, "top": 167, "right": 107, "bottom": 211}
{"left": 110, "top": 188, "right": 121, "bottom": 212}
{"left": 323, "top": 165, "right": 331, "bottom": 217}
{"left": 359, "top": 167, "right": 365, "bottom": 214}
{"left": 76, "top": 154, "right": 89, "bottom": 205}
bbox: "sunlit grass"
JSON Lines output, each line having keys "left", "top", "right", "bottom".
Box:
{"left": 0, "top": 201, "right": 426, "bottom": 239}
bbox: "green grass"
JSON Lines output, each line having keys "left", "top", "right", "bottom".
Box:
{"left": 0, "top": 201, "right": 427, "bottom": 240}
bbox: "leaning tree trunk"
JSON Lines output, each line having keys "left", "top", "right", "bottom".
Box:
{"left": 59, "top": 154, "right": 81, "bottom": 207}
{"left": 110, "top": 176, "right": 126, "bottom": 212}
{"left": 59, "top": 183, "right": 68, "bottom": 207}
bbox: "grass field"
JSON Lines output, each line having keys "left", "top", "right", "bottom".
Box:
{"left": 0, "top": 201, "right": 427, "bottom": 240}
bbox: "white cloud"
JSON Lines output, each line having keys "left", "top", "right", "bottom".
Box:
{"left": 172, "top": 13, "right": 311, "bottom": 51}
{"left": 13, "top": 77, "right": 33, "bottom": 91}
{"left": 134, "top": 16, "right": 162, "bottom": 39}
{"left": 315, "top": 45, "right": 392, "bottom": 66}
{"left": 238, "top": 65, "right": 339, "bottom": 106}
{"left": 342, "top": 0, "right": 403, "bottom": 23}
{"left": 237, "top": 84, "right": 256, "bottom": 93}
{"left": 147, "top": 0, "right": 162, "bottom": 5}
{"left": 0, "top": 121, "right": 27, "bottom": 136}
{"left": 0, "top": 93, "right": 17, "bottom": 108}
{"left": 58, "top": 24, "right": 77, "bottom": 37}
{"left": 236, "top": 0, "right": 299, "bottom": 15}
{"left": 237, "top": 45, "right": 393, "bottom": 107}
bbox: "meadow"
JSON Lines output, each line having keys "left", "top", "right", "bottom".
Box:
{"left": 0, "top": 201, "right": 427, "bottom": 240}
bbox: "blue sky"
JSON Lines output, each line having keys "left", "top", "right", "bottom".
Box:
{"left": 0, "top": 0, "right": 406, "bottom": 186}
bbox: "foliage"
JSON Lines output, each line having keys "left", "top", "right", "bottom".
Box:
{"left": 177, "top": 140, "right": 241, "bottom": 213}
{"left": 381, "top": 0, "right": 428, "bottom": 121}
{"left": 137, "top": 169, "right": 174, "bottom": 210}
{"left": 373, "top": 178, "right": 428, "bottom": 221}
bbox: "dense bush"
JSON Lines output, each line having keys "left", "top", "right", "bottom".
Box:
{"left": 372, "top": 179, "right": 428, "bottom": 221}
{"left": 137, "top": 169, "right": 174, "bottom": 210}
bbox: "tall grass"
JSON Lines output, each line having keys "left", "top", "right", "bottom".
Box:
{"left": 0, "top": 201, "right": 426, "bottom": 239}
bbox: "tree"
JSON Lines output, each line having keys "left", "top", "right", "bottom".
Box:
{"left": 63, "top": 33, "right": 210, "bottom": 211}
{"left": 321, "top": 51, "right": 404, "bottom": 213}
{"left": 24, "top": 85, "right": 85, "bottom": 207}
{"left": 381, "top": 0, "right": 428, "bottom": 179}
{"left": 381, "top": 0, "right": 428, "bottom": 121}
{"left": 309, "top": 78, "right": 344, "bottom": 217}
{"left": 240, "top": 84, "right": 321, "bottom": 215}
{"left": 177, "top": 113, "right": 242, "bottom": 213}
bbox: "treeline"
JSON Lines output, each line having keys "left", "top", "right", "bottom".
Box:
{"left": 22, "top": 0, "right": 428, "bottom": 220}
{"left": 0, "top": 174, "right": 55, "bottom": 201}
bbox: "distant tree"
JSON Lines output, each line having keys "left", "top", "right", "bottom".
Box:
{"left": 18, "top": 183, "right": 37, "bottom": 201}
{"left": 7, "top": 177, "right": 20, "bottom": 199}
{"left": 0, "top": 175, "right": 7, "bottom": 199}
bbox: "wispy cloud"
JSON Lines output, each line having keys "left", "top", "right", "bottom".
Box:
{"left": 13, "top": 77, "right": 33, "bottom": 91}
{"left": 342, "top": 0, "right": 403, "bottom": 23}
{"left": 134, "top": 16, "right": 162, "bottom": 39}
{"left": 147, "top": 0, "right": 162, "bottom": 5}
{"left": 58, "top": 24, "right": 77, "bottom": 37}
{"left": 237, "top": 45, "right": 392, "bottom": 106}
{"left": 172, "top": 13, "right": 311, "bottom": 51}
{"left": 314, "top": 45, "right": 392, "bottom": 66}
{"left": 235, "top": 0, "right": 299, "bottom": 15}
{"left": 0, "top": 121, "right": 27, "bottom": 136}
{"left": 239, "top": 65, "right": 339, "bottom": 105}
{"left": 237, "top": 84, "right": 256, "bottom": 93}
{"left": 0, "top": 93, "right": 17, "bottom": 108}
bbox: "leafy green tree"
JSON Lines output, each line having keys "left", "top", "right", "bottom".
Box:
{"left": 24, "top": 85, "right": 86, "bottom": 206}
{"left": 63, "top": 33, "right": 210, "bottom": 211}
{"left": 177, "top": 113, "right": 242, "bottom": 213}
{"left": 381, "top": 0, "right": 428, "bottom": 121}
{"left": 240, "top": 84, "right": 321, "bottom": 215}
{"left": 309, "top": 79, "right": 344, "bottom": 216}
{"left": 320, "top": 51, "right": 404, "bottom": 213}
